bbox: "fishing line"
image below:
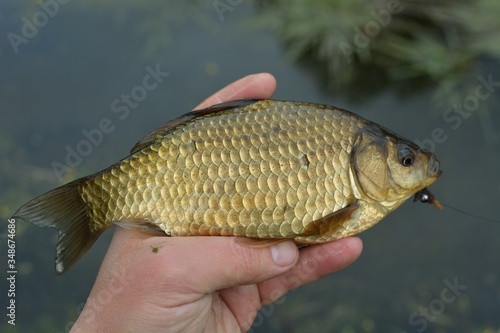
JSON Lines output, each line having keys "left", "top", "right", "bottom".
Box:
{"left": 440, "top": 203, "right": 500, "bottom": 223}
{"left": 414, "top": 187, "right": 500, "bottom": 223}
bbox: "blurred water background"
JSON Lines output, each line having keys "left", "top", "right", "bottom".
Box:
{"left": 1, "top": 1, "right": 500, "bottom": 332}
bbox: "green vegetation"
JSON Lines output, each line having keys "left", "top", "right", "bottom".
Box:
{"left": 254, "top": 0, "right": 500, "bottom": 103}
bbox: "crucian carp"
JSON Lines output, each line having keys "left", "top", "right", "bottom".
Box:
{"left": 14, "top": 99, "right": 441, "bottom": 274}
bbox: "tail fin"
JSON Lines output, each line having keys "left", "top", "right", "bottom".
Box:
{"left": 13, "top": 179, "right": 104, "bottom": 274}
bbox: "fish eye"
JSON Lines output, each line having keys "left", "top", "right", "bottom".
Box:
{"left": 398, "top": 146, "right": 415, "bottom": 167}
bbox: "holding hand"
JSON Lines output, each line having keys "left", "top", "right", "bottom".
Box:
{"left": 70, "top": 73, "right": 363, "bottom": 333}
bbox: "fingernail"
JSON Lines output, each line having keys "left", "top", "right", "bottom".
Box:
{"left": 271, "top": 241, "right": 297, "bottom": 267}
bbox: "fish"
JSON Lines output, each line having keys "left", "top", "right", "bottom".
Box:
{"left": 13, "top": 99, "right": 442, "bottom": 274}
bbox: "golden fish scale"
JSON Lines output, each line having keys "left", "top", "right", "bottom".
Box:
{"left": 81, "top": 101, "right": 366, "bottom": 242}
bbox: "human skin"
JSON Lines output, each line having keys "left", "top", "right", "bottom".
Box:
{"left": 70, "top": 73, "right": 363, "bottom": 333}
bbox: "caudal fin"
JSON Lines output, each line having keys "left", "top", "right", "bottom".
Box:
{"left": 13, "top": 179, "right": 104, "bottom": 274}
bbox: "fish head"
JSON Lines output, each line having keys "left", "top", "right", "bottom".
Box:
{"left": 351, "top": 125, "right": 442, "bottom": 206}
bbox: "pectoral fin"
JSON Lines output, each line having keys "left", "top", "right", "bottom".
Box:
{"left": 299, "top": 201, "right": 360, "bottom": 237}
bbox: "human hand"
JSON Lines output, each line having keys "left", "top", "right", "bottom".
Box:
{"left": 70, "top": 73, "right": 363, "bottom": 333}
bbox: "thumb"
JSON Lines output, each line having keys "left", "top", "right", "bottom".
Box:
{"left": 173, "top": 238, "right": 299, "bottom": 293}
{"left": 151, "top": 236, "right": 299, "bottom": 293}
{"left": 105, "top": 229, "right": 298, "bottom": 294}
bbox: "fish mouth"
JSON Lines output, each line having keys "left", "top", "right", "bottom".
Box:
{"left": 426, "top": 153, "right": 442, "bottom": 178}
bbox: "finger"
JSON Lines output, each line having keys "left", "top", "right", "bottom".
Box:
{"left": 194, "top": 72, "right": 276, "bottom": 109}
{"left": 106, "top": 228, "right": 299, "bottom": 294}
{"left": 257, "top": 237, "right": 363, "bottom": 304}
{"left": 177, "top": 237, "right": 298, "bottom": 293}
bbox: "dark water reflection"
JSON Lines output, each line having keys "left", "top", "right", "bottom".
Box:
{"left": 1, "top": 2, "right": 499, "bottom": 332}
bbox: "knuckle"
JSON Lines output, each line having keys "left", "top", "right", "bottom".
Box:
{"left": 229, "top": 240, "right": 265, "bottom": 283}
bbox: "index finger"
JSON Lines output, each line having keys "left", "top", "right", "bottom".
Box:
{"left": 194, "top": 73, "right": 277, "bottom": 110}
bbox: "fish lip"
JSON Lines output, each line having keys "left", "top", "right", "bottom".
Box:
{"left": 426, "top": 153, "right": 442, "bottom": 178}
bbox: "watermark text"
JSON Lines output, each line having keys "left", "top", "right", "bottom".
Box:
{"left": 5, "top": 218, "right": 17, "bottom": 326}
{"left": 51, "top": 64, "right": 169, "bottom": 181}
{"left": 7, "top": 0, "right": 72, "bottom": 54}
{"left": 414, "top": 74, "right": 500, "bottom": 152}
{"left": 409, "top": 277, "right": 467, "bottom": 332}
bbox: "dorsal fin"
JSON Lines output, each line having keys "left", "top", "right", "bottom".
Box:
{"left": 130, "top": 99, "right": 260, "bottom": 154}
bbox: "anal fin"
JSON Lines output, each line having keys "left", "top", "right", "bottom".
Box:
{"left": 235, "top": 238, "right": 292, "bottom": 248}
{"left": 113, "top": 220, "right": 167, "bottom": 236}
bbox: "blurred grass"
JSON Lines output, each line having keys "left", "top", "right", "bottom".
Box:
{"left": 253, "top": 0, "right": 500, "bottom": 105}
{"left": 19, "top": 0, "right": 500, "bottom": 105}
